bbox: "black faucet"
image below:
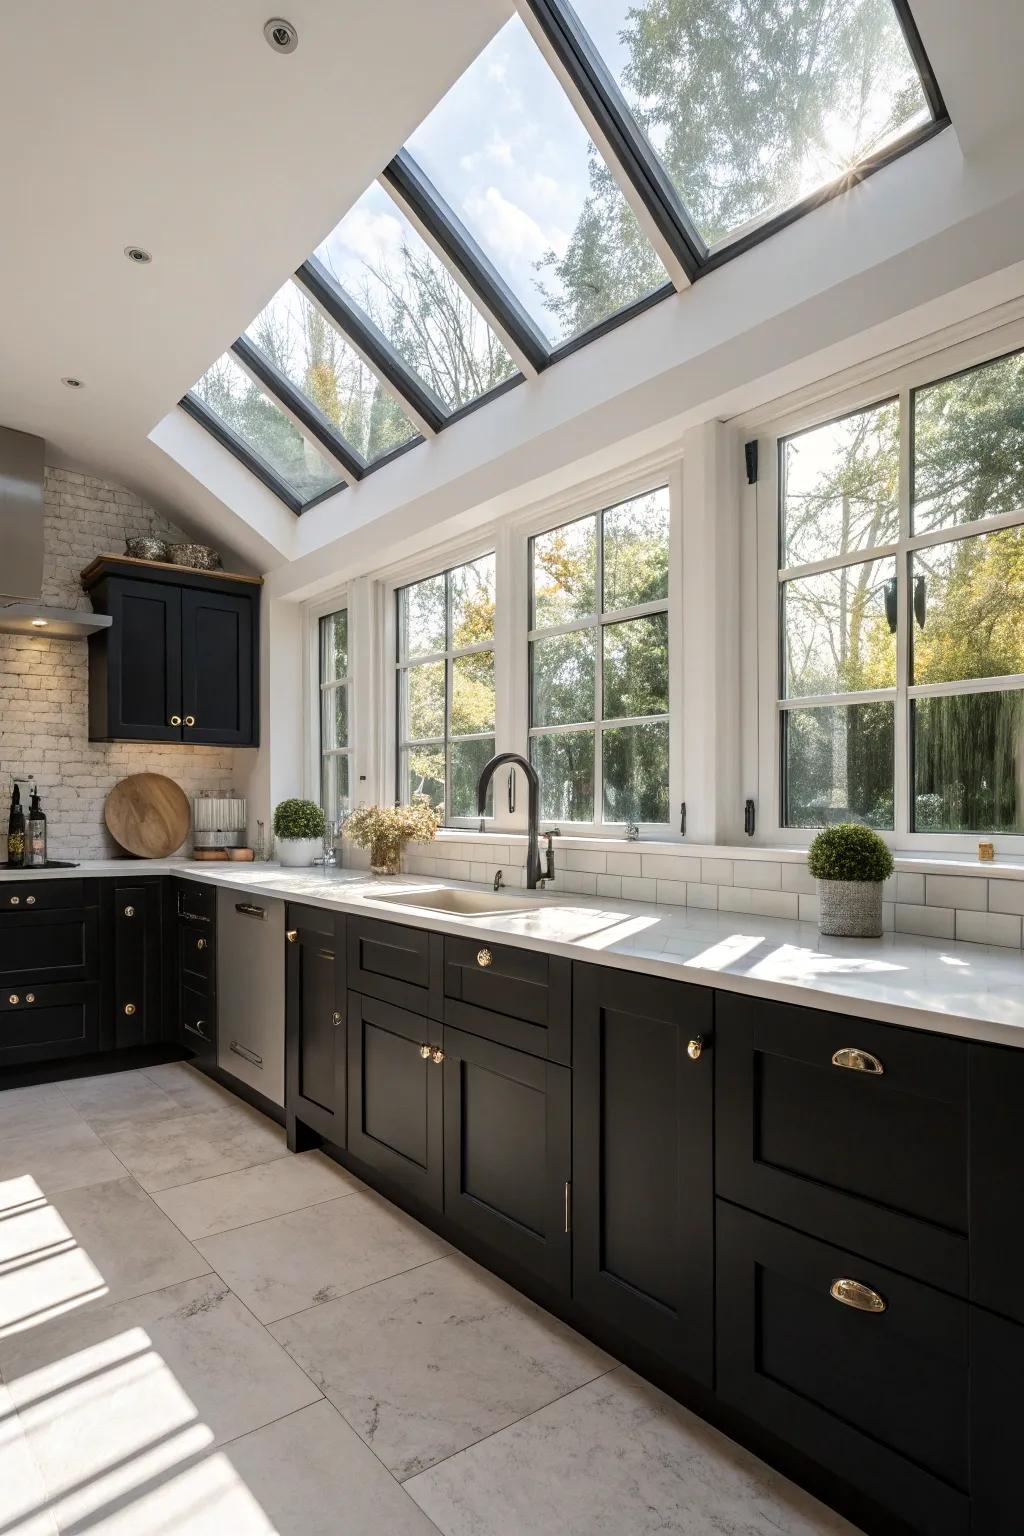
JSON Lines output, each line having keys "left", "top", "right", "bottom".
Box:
{"left": 476, "top": 752, "right": 546, "bottom": 890}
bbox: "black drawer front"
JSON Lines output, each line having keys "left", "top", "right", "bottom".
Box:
{"left": 717, "top": 1201, "right": 969, "bottom": 1536}
{"left": 180, "top": 984, "right": 215, "bottom": 1048}
{"left": 0, "top": 982, "right": 99, "bottom": 1064}
{"left": 444, "top": 938, "right": 570, "bottom": 1063}
{"left": 0, "top": 878, "right": 88, "bottom": 912}
{"left": 715, "top": 992, "right": 968, "bottom": 1294}
{"left": 178, "top": 923, "right": 212, "bottom": 985}
{"left": 0, "top": 908, "right": 97, "bottom": 986}
{"left": 348, "top": 916, "right": 442, "bottom": 1016}
{"left": 969, "top": 1041, "right": 1024, "bottom": 1324}
{"left": 175, "top": 879, "right": 214, "bottom": 923}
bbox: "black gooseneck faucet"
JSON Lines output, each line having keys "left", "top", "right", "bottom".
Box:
{"left": 476, "top": 751, "right": 547, "bottom": 890}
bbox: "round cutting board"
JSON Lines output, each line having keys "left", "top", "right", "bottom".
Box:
{"left": 105, "top": 773, "right": 191, "bottom": 859}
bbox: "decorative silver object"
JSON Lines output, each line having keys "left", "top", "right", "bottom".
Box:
{"left": 816, "top": 879, "right": 884, "bottom": 938}
{"left": 124, "top": 535, "right": 169, "bottom": 561}
{"left": 169, "top": 542, "right": 221, "bottom": 571}
{"left": 192, "top": 791, "right": 247, "bottom": 849}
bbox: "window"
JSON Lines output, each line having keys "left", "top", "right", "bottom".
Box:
{"left": 245, "top": 280, "right": 418, "bottom": 464}
{"left": 529, "top": 489, "right": 670, "bottom": 825}
{"left": 571, "top": 0, "right": 932, "bottom": 249}
{"left": 319, "top": 609, "right": 351, "bottom": 823}
{"left": 397, "top": 555, "right": 496, "bottom": 821}
{"left": 772, "top": 346, "right": 1024, "bottom": 837}
{"left": 190, "top": 353, "right": 343, "bottom": 503}
{"left": 404, "top": 14, "right": 668, "bottom": 346}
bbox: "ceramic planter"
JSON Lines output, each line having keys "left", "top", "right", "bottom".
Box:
{"left": 816, "top": 878, "right": 884, "bottom": 937}
{"left": 276, "top": 837, "right": 322, "bottom": 868}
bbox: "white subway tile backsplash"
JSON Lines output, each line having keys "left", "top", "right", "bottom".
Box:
{"left": 641, "top": 854, "right": 701, "bottom": 881}
{"left": 987, "top": 879, "right": 1024, "bottom": 916}
{"left": 655, "top": 879, "right": 688, "bottom": 906}
{"left": 701, "top": 859, "right": 734, "bottom": 886}
{"left": 926, "top": 874, "right": 987, "bottom": 911}
{"left": 798, "top": 894, "right": 818, "bottom": 923}
{"left": 606, "top": 852, "right": 642, "bottom": 877}
{"left": 561, "top": 870, "right": 597, "bottom": 895}
{"left": 747, "top": 889, "right": 799, "bottom": 920}
{"left": 742, "top": 861, "right": 782, "bottom": 890}
{"left": 882, "top": 901, "right": 895, "bottom": 932}
{"left": 894, "top": 903, "right": 956, "bottom": 939}
{"left": 895, "top": 873, "right": 925, "bottom": 905}
{"left": 620, "top": 876, "right": 657, "bottom": 902}
{"left": 566, "top": 851, "right": 607, "bottom": 874}
{"left": 686, "top": 883, "right": 719, "bottom": 909}
{"left": 781, "top": 863, "right": 816, "bottom": 895}
{"left": 717, "top": 887, "right": 752, "bottom": 913}
{"left": 595, "top": 874, "right": 622, "bottom": 898}
{"left": 955, "top": 909, "right": 1023, "bottom": 948}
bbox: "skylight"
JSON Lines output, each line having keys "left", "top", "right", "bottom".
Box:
{"left": 404, "top": 13, "right": 669, "bottom": 346}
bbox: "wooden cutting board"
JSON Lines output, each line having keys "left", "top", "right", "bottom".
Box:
{"left": 104, "top": 773, "right": 191, "bottom": 859}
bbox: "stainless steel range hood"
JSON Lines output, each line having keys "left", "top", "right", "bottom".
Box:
{"left": 0, "top": 426, "right": 111, "bottom": 639}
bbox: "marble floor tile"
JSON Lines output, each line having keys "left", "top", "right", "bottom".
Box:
{"left": 98, "top": 1103, "right": 288, "bottom": 1192}
{"left": 0, "top": 1120, "right": 125, "bottom": 1203}
{"left": 68, "top": 1400, "right": 441, "bottom": 1536}
{"left": 198, "top": 1188, "right": 450, "bottom": 1323}
{"left": 140, "top": 1061, "right": 242, "bottom": 1115}
{"left": 56, "top": 1070, "right": 183, "bottom": 1128}
{"left": 0, "top": 1083, "right": 84, "bottom": 1137}
{"left": 405, "top": 1366, "right": 860, "bottom": 1536}
{"left": 1, "top": 1274, "right": 322, "bottom": 1533}
{"left": 0, "top": 1176, "right": 210, "bottom": 1339}
{"left": 152, "top": 1149, "right": 363, "bottom": 1239}
{"left": 0, "top": 1381, "right": 60, "bottom": 1535}
{"left": 271, "top": 1253, "right": 613, "bottom": 1481}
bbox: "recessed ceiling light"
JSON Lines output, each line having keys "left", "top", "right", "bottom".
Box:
{"left": 124, "top": 245, "right": 152, "bottom": 264}
{"left": 264, "top": 17, "right": 297, "bottom": 52}
{"left": 61, "top": 377, "right": 84, "bottom": 388}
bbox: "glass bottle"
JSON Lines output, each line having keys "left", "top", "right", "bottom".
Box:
{"left": 25, "top": 787, "right": 47, "bottom": 867}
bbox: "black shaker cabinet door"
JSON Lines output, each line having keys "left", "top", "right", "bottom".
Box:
{"left": 572, "top": 963, "right": 714, "bottom": 1386}
{"left": 180, "top": 586, "right": 256, "bottom": 747}
{"left": 285, "top": 907, "right": 346, "bottom": 1146}
{"left": 92, "top": 578, "right": 182, "bottom": 741}
{"left": 347, "top": 992, "right": 443, "bottom": 1212}
{"left": 442, "top": 1025, "right": 571, "bottom": 1297}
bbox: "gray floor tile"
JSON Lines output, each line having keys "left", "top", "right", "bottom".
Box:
{"left": 0, "top": 1381, "right": 59, "bottom": 1534}
{"left": 0, "top": 1084, "right": 84, "bottom": 1137}
{"left": 198, "top": 1188, "right": 449, "bottom": 1323}
{"left": 153, "top": 1149, "right": 363, "bottom": 1239}
{"left": 57, "top": 1071, "right": 182, "bottom": 1129}
{"left": 0, "top": 1120, "right": 124, "bottom": 1203}
{"left": 271, "top": 1252, "right": 613, "bottom": 1480}
{"left": 99, "top": 1103, "right": 288, "bottom": 1192}
{"left": 140, "top": 1062, "right": 241, "bottom": 1115}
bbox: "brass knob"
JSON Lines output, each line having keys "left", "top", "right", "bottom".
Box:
{"left": 832, "top": 1047, "right": 884, "bottom": 1075}
{"left": 184, "top": 715, "right": 196, "bottom": 727}
{"left": 124, "top": 905, "right": 135, "bottom": 918}
{"left": 332, "top": 1010, "right": 343, "bottom": 1027}
{"left": 25, "top": 993, "right": 35, "bottom": 1004}
{"left": 26, "top": 895, "right": 35, "bottom": 906}
{"left": 196, "top": 938, "right": 207, "bottom": 951}
{"left": 8, "top": 994, "right": 19, "bottom": 1005}
{"left": 170, "top": 715, "right": 182, "bottom": 726}
{"left": 286, "top": 929, "right": 298, "bottom": 943}
{"left": 430, "top": 1047, "right": 445, "bottom": 1064}
{"left": 687, "top": 1035, "right": 704, "bottom": 1061}
{"left": 124, "top": 1003, "right": 136, "bottom": 1016}
{"left": 419, "top": 1044, "right": 432, "bottom": 1059}
{"left": 8, "top": 896, "right": 19, "bottom": 906}
{"left": 476, "top": 947, "right": 493, "bottom": 968}
{"left": 830, "top": 1278, "right": 886, "bottom": 1314}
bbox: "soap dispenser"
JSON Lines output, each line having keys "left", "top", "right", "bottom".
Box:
{"left": 25, "top": 784, "right": 47, "bottom": 868}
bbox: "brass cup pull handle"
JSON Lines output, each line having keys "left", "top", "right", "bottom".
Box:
{"left": 184, "top": 715, "right": 196, "bottom": 727}
{"left": 832, "top": 1046, "right": 884, "bottom": 1076}
{"left": 430, "top": 1047, "right": 445, "bottom": 1065}
{"left": 124, "top": 905, "right": 135, "bottom": 918}
{"left": 476, "top": 947, "right": 493, "bottom": 968}
{"left": 419, "top": 1044, "right": 432, "bottom": 1059}
{"left": 830, "top": 1277, "right": 887, "bottom": 1314}
{"left": 124, "top": 1003, "right": 136, "bottom": 1016}
{"left": 286, "top": 930, "right": 298, "bottom": 943}
{"left": 687, "top": 1035, "right": 704, "bottom": 1061}
{"left": 169, "top": 715, "right": 182, "bottom": 726}
{"left": 26, "top": 896, "right": 35, "bottom": 906}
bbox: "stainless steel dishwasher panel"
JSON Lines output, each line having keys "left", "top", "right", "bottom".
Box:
{"left": 216, "top": 890, "right": 285, "bottom": 1107}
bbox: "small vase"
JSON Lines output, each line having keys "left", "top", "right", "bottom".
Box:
{"left": 276, "top": 837, "right": 322, "bottom": 868}
{"left": 816, "top": 879, "right": 884, "bottom": 938}
{"left": 370, "top": 841, "right": 401, "bottom": 876}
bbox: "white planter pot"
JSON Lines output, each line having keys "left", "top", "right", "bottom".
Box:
{"left": 276, "top": 837, "right": 321, "bottom": 868}
{"left": 817, "top": 878, "right": 884, "bottom": 938}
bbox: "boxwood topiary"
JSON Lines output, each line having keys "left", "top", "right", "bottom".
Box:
{"left": 272, "top": 798, "right": 326, "bottom": 840}
{"left": 807, "top": 822, "right": 894, "bottom": 884}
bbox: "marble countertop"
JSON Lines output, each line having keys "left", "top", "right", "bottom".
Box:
{"left": 4, "top": 858, "right": 1024, "bottom": 1048}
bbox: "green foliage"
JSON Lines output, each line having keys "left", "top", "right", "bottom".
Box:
{"left": 273, "top": 799, "right": 326, "bottom": 840}
{"left": 346, "top": 801, "right": 441, "bottom": 867}
{"left": 807, "top": 822, "right": 894, "bottom": 883}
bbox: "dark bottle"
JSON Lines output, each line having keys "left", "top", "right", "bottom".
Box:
{"left": 7, "top": 784, "right": 25, "bottom": 868}
{"left": 25, "top": 787, "right": 46, "bottom": 868}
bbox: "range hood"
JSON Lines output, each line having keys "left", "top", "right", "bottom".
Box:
{"left": 0, "top": 426, "right": 111, "bottom": 640}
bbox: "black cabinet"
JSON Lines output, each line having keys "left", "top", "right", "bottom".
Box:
{"left": 444, "top": 937, "right": 570, "bottom": 1063}
{"left": 167, "top": 878, "right": 216, "bottom": 1068}
{"left": 442, "top": 1025, "right": 571, "bottom": 1296}
{"left": 717, "top": 1201, "right": 970, "bottom": 1536}
{"left": 970, "top": 1306, "right": 1024, "bottom": 1535}
{"left": 81, "top": 555, "right": 260, "bottom": 747}
{"left": 0, "top": 880, "right": 101, "bottom": 1065}
{"left": 347, "top": 992, "right": 443, "bottom": 1210}
{"left": 110, "top": 879, "right": 163, "bottom": 1048}
{"left": 572, "top": 964, "right": 714, "bottom": 1386}
{"left": 969, "top": 1041, "right": 1024, "bottom": 1325}
{"left": 0, "top": 982, "right": 99, "bottom": 1066}
{"left": 348, "top": 915, "right": 443, "bottom": 1016}
{"left": 285, "top": 905, "right": 346, "bottom": 1144}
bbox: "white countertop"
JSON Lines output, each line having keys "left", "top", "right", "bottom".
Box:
{"left": 5, "top": 858, "right": 1024, "bottom": 1048}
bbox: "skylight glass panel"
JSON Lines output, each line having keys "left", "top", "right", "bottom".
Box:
{"left": 314, "top": 183, "right": 516, "bottom": 414}
{"left": 404, "top": 14, "right": 669, "bottom": 347}
{"left": 244, "top": 280, "right": 418, "bottom": 464}
{"left": 190, "top": 353, "right": 342, "bottom": 502}
{"left": 571, "top": 0, "right": 933, "bottom": 247}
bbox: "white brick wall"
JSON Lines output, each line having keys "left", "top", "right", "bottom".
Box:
{"left": 0, "top": 468, "right": 236, "bottom": 860}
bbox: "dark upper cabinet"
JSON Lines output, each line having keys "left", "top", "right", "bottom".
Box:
{"left": 442, "top": 1024, "right": 571, "bottom": 1297}
{"left": 572, "top": 963, "right": 714, "bottom": 1387}
{"left": 286, "top": 905, "right": 346, "bottom": 1145}
{"left": 347, "top": 991, "right": 443, "bottom": 1211}
{"left": 81, "top": 556, "right": 260, "bottom": 747}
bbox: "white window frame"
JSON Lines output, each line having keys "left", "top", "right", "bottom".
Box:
{"left": 747, "top": 314, "right": 1024, "bottom": 852}
{"left": 303, "top": 588, "right": 352, "bottom": 819}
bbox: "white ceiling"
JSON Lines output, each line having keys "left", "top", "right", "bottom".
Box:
{"left": 1, "top": 0, "right": 1022, "bottom": 575}
{"left": 0, "top": 0, "right": 510, "bottom": 567}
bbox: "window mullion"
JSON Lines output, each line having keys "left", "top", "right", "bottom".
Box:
{"left": 595, "top": 516, "right": 605, "bottom": 824}
{"left": 895, "top": 386, "right": 912, "bottom": 839}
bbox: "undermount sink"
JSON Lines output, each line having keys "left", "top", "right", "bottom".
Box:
{"left": 370, "top": 887, "right": 543, "bottom": 917}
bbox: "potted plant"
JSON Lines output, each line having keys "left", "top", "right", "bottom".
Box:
{"left": 273, "top": 798, "right": 326, "bottom": 868}
{"left": 346, "top": 800, "right": 441, "bottom": 875}
{"left": 807, "top": 822, "right": 894, "bottom": 938}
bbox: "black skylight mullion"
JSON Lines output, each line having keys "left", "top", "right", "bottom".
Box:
{"left": 230, "top": 335, "right": 366, "bottom": 483}
{"left": 519, "top": 0, "right": 706, "bottom": 286}
{"left": 294, "top": 258, "right": 449, "bottom": 437}
{"left": 382, "top": 151, "right": 551, "bottom": 378}
{"left": 178, "top": 393, "right": 304, "bottom": 514}
{"left": 890, "top": 0, "right": 948, "bottom": 121}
